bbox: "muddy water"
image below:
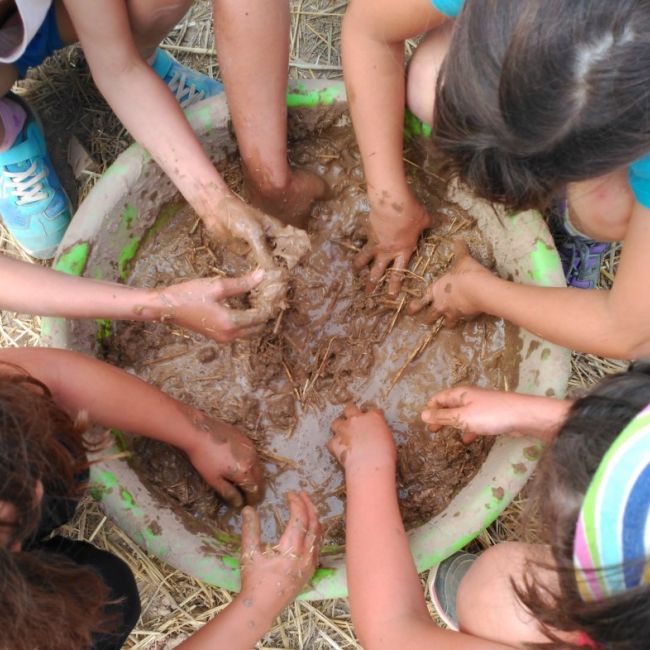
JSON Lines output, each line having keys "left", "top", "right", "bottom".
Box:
{"left": 104, "top": 120, "right": 520, "bottom": 545}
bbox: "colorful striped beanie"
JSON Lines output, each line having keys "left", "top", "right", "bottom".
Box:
{"left": 573, "top": 405, "right": 650, "bottom": 602}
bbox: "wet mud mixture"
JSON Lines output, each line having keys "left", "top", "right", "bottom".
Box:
{"left": 102, "top": 116, "right": 520, "bottom": 546}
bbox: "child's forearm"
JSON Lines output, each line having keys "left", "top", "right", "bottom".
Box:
{"left": 345, "top": 462, "right": 432, "bottom": 648}
{"left": 0, "top": 255, "right": 170, "bottom": 322}
{"left": 342, "top": 13, "right": 411, "bottom": 208}
{"left": 342, "top": 2, "right": 447, "bottom": 209}
{"left": 63, "top": 0, "right": 231, "bottom": 228}
{"left": 92, "top": 60, "right": 230, "bottom": 226}
{"left": 468, "top": 274, "right": 647, "bottom": 359}
{"left": 0, "top": 348, "right": 204, "bottom": 454}
{"left": 214, "top": 0, "right": 291, "bottom": 191}
{"left": 177, "top": 592, "right": 277, "bottom": 650}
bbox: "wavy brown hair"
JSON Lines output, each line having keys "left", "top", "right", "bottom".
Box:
{"left": 433, "top": 0, "right": 650, "bottom": 211}
{"left": 0, "top": 366, "right": 111, "bottom": 650}
{"left": 517, "top": 362, "right": 650, "bottom": 649}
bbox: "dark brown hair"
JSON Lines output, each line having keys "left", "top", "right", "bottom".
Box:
{"left": 519, "top": 362, "right": 650, "bottom": 649}
{"left": 0, "top": 366, "right": 110, "bottom": 650}
{"left": 433, "top": 0, "right": 650, "bottom": 211}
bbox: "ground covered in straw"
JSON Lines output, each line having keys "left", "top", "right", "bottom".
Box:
{"left": 0, "top": 2, "right": 627, "bottom": 648}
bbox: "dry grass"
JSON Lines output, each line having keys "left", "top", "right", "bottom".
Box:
{"left": 0, "top": 1, "right": 630, "bottom": 648}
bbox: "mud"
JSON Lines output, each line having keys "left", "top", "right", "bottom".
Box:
{"left": 102, "top": 116, "right": 520, "bottom": 546}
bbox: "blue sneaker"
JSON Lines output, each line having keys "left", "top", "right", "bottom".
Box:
{"left": 0, "top": 95, "right": 72, "bottom": 259}
{"left": 151, "top": 49, "right": 224, "bottom": 108}
{"left": 547, "top": 201, "right": 611, "bottom": 289}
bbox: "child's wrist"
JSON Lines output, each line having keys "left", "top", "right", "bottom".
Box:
{"left": 344, "top": 457, "right": 396, "bottom": 479}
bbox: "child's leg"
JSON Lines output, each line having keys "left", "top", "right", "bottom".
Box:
{"left": 455, "top": 541, "right": 556, "bottom": 645}
{"left": 406, "top": 21, "right": 454, "bottom": 126}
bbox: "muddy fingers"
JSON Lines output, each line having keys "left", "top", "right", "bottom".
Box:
{"left": 387, "top": 254, "right": 409, "bottom": 297}
{"left": 277, "top": 492, "right": 309, "bottom": 556}
{"left": 241, "top": 506, "right": 262, "bottom": 560}
{"left": 213, "top": 477, "right": 244, "bottom": 508}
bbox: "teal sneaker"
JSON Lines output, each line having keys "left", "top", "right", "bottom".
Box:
{"left": 0, "top": 95, "right": 72, "bottom": 259}
{"left": 151, "top": 48, "right": 224, "bottom": 108}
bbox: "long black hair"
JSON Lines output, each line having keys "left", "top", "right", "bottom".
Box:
{"left": 433, "top": 0, "right": 650, "bottom": 211}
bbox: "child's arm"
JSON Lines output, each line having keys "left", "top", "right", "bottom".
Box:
{"left": 0, "top": 256, "right": 265, "bottom": 342}
{"left": 342, "top": 0, "right": 447, "bottom": 295}
{"left": 0, "top": 347, "right": 265, "bottom": 505}
{"left": 421, "top": 387, "right": 572, "bottom": 444}
{"left": 213, "top": 0, "right": 326, "bottom": 227}
{"left": 62, "top": 0, "right": 272, "bottom": 249}
{"left": 328, "top": 405, "right": 512, "bottom": 649}
{"left": 178, "top": 492, "right": 321, "bottom": 649}
{"left": 409, "top": 210, "right": 650, "bottom": 359}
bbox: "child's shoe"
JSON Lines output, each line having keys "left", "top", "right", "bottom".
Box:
{"left": 0, "top": 94, "right": 72, "bottom": 259}
{"left": 427, "top": 551, "right": 477, "bottom": 630}
{"left": 151, "top": 48, "right": 224, "bottom": 109}
{"left": 547, "top": 201, "right": 611, "bottom": 289}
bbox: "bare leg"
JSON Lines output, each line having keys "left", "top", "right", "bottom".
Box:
{"left": 406, "top": 21, "right": 454, "bottom": 126}
{"left": 213, "top": 0, "right": 326, "bottom": 229}
{"left": 0, "top": 63, "right": 18, "bottom": 142}
{"left": 567, "top": 168, "right": 634, "bottom": 242}
{"left": 456, "top": 542, "right": 559, "bottom": 645}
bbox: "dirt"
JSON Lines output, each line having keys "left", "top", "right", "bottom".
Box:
{"left": 102, "top": 114, "right": 520, "bottom": 546}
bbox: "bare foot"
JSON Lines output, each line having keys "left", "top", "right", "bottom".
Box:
{"left": 244, "top": 167, "right": 328, "bottom": 229}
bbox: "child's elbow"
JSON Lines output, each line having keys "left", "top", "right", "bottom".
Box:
{"left": 609, "top": 325, "right": 650, "bottom": 360}
{"left": 626, "top": 334, "right": 650, "bottom": 360}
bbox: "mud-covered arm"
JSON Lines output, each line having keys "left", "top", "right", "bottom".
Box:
{"left": 331, "top": 406, "right": 511, "bottom": 649}
{"left": 62, "top": 0, "right": 232, "bottom": 232}
{"left": 342, "top": 0, "right": 446, "bottom": 293}
{"left": 213, "top": 0, "right": 290, "bottom": 196}
{"left": 0, "top": 255, "right": 265, "bottom": 342}
{"left": 411, "top": 203, "right": 650, "bottom": 359}
{"left": 0, "top": 347, "right": 264, "bottom": 505}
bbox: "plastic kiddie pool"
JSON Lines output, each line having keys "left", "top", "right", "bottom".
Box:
{"left": 41, "top": 80, "right": 570, "bottom": 600}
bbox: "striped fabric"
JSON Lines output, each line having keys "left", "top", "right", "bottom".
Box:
{"left": 573, "top": 405, "right": 650, "bottom": 601}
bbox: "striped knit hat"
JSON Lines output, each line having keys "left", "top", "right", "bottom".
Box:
{"left": 573, "top": 405, "right": 650, "bottom": 602}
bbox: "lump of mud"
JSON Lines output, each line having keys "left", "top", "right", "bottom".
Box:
{"left": 101, "top": 116, "right": 521, "bottom": 546}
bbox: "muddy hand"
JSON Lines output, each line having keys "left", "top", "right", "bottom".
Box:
{"left": 408, "top": 239, "right": 488, "bottom": 326}
{"left": 215, "top": 196, "right": 311, "bottom": 321}
{"left": 156, "top": 270, "right": 267, "bottom": 342}
{"left": 187, "top": 417, "right": 266, "bottom": 507}
{"left": 421, "top": 386, "right": 524, "bottom": 444}
{"left": 355, "top": 198, "right": 431, "bottom": 297}
{"left": 328, "top": 403, "right": 397, "bottom": 472}
{"left": 244, "top": 166, "right": 328, "bottom": 230}
{"left": 240, "top": 492, "right": 321, "bottom": 607}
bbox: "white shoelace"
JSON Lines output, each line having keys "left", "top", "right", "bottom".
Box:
{"left": 167, "top": 71, "right": 205, "bottom": 109}
{"left": 6, "top": 162, "right": 48, "bottom": 205}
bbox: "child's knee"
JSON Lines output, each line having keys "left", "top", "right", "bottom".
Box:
{"left": 406, "top": 22, "right": 453, "bottom": 126}
{"left": 456, "top": 542, "right": 549, "bottom": 644}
